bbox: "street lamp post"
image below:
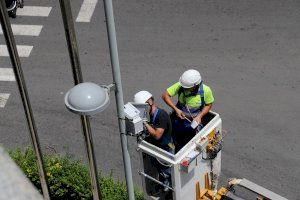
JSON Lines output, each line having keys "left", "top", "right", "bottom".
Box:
{"left": 63, "top": 0, "right": 135, "bottom": 199}
{"left": 102, "top": 0, "right": 135, "bottom": 199}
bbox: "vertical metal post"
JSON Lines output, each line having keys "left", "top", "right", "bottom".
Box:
{"left": 102, "top": 0, "right": 135, "bottom": 199}
{"left": 59, "top": 1, "right": 101, "bottom": 200}
{"left": 0, "top": 1, "right": 50, "bottom": 199}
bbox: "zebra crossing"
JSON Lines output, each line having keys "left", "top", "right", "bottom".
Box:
{"left": 0, "top": 1, "right": 98, "bottom": 108}
{"left": 0, "top": 6, "right": 52, "bottom": 108}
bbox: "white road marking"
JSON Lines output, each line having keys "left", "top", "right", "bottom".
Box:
{"left": 0, "top": 93, "right": 10, "bottom": 108}
{"left": 0, "top": 68, "right": 15, "bottom": 81}
{"left": 17, "top": 6, "right": 52, "bottom": 17}
{"left": 76, "top": 0, "right": 98, "bottom": 22}
{"left": 0, "top": 24, "right": 43, "bottom": 36}
{"left": 0, "top": 45, "right": 33, "bottom": 57}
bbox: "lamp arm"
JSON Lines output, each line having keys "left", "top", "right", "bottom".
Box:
{"left": 100, "top": 83, "right": 115, "bottom": 92}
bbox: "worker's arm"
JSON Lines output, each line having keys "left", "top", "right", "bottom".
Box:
{"left": 144, "top": 123, "right": 164, "bottom": 140}
{"left": 162, "top": 90, "right": 185, "bottom": 119}
{"left": 194, "top": 103, "right": 212, "bottom": 124}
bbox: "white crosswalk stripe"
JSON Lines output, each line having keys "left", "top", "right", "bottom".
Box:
{"left": 0, "top": 24, "right": 43, "bottom": 36}
{"left": 17, "top": 6, "right": 52, "bottom": 17}
{"left": 0, "top": 68, "right": 15, "bottom": 81}
{"left": 0, "top": 45, "right": 33, "bottom": 57}
{"left": 76, "top": 0, "right": 98, "bottom": 22}
{"left": 0, "top": 93, "right": 10, "bottom": 108}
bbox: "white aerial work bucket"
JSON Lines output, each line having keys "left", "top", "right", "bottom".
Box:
{"left": 137, "top": 111, "right": 222, "bottom": 200}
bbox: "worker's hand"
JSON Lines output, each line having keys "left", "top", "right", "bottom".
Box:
{"left": 175, "top": 109, "right": 185, "bottom": 119}
{"left": 143, "top": 121, "right": 150, "bottom": 128}
{"left": 194, "top": 115, "right": 202, "bottom": 125}
{"left": 143, "top": 122, "right": 151, "bottom": 133}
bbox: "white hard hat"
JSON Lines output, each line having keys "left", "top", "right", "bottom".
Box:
{"left": 134, "top": 91, "right": 153, "bottom": 103}
{"left": 179, "top": 69, "right": 202, "bottom": 88}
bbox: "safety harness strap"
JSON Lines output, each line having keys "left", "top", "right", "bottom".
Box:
{"left": 152, "top": 108, "right": 160, "bottom": 124}
{"left": 178, "top": 83, "right": 205, "bottom": 110}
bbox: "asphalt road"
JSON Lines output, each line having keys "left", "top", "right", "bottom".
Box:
{"left": 0, "top": 0, "right": 299, "bottom": 199}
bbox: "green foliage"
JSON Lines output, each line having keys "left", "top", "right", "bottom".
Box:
{"left": 9, "top": 148, "right": 144, "bottom": 200}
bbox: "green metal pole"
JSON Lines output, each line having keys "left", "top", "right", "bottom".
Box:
{"left": 59, "top": 1, "right": 102, "bottom": 199}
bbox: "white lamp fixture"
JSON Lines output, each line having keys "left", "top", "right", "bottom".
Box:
{"left": 64, "top": 82, "right": 110, "bottom": 116}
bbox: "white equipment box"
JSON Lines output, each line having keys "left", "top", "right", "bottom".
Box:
{"left": 124, "top": 103, "right": 143, "bottom": 135}
{"left": 137, "top": 111, "right": 222, "bottom": 200}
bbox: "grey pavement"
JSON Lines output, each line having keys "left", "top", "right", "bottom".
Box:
{"left": 0, "top": 0, "right": 299, "bottom": 199}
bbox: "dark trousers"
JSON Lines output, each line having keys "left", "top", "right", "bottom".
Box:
{"left": 170, "top": 113, "right": 197, "bottom": 152}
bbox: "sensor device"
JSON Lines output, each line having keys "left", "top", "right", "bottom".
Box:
{"left": 124, "top": 103, "right": 144, "bottom": 135}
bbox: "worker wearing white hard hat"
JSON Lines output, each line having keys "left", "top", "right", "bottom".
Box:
{"left": 162, "top": 69, "right": 214, "bottom": 150}
{"left": 134, "top": 90, "right": 174, "bottom": 191}
{"left": 134, "top": 91, "right": 174, "bottom": 152}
